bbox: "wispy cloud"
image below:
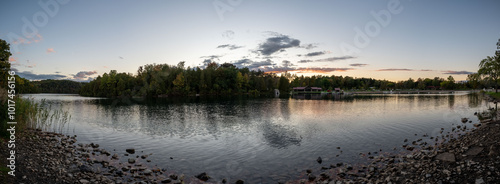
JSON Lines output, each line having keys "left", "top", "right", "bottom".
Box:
{"left": 377, "top": 68, "right": 413, "bottom": 71}
{"left": 73, "top": 71, "right": 97, "bottom": 80}
{"left": 200, "top": 55, "right": 221, "bottom": 60}
{"left": 442, "top": 70, "right": 473, "bottom": 75}
{"left": 301, "top": 43, "right": 317, "bottom": 50}
{"left": 264, "top": 67, "right": 354, "bottom": 74}
{"left": 12, "top": 34, "right": 43, "bottom": 45}
{"left": 8, "top": 57, "right": 17, "bottom": 62}
{"left": 217, "top": 44, "right": 243, "bottom": 50}
{"left": 315, "top": 56, "right": 356, "bottom": 62}
{"left": 47, "top": 48, "right": 55, "bottom": 53}
{"left": 350, "top": 63, "right": 368, "bottom": 67}
{"left": 305, "top": 51, "right": 327, "bottom": 57}
{"left": 298, "top": 60, "right": 313, "bottom": 63}
{"left": 377, "top": 68, "right": 433, "bottom": 72}
{"left": 222, "top": 30, "right": 235, "bottom": 39}
{"left": 119, "top": 56, "right": 124, "bottom": 59}
{"left": 258, "top": 34, "right": 300, "bottom": 55}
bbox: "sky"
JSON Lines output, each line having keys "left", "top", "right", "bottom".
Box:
{"left": 1, "top": 0, "right": 500, "bottom": 82}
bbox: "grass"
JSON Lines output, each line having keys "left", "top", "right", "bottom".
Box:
{"left": 486, "top": 91, "right": 500, "bottom": 100}
{"left": 1, "top": 92, "right": 71, "bottom": 138}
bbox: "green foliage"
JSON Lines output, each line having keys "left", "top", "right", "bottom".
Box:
{"left": 478, "top": 39, "right": 500, "bottom": 92}
{"left": 0, "top": 39, "right": 12, "bottom": 87}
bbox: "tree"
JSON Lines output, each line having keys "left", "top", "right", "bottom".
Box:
{"left": 0, "top": 39, "right": 12, "bottom": 87}
{"left": 478, "top": 51, "right": 500, "bottom": 92}
{"left": 467, "top": 73, "right": 480, "bottom": 89}
{"left": 173, "top": 72, "right": 185, "bottom": 93}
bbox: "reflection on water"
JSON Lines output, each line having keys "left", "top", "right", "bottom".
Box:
{"left": 22, "top": 93, "right": 491, "bottom": 183}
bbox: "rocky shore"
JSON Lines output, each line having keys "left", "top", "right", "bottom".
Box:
{"left": 1, "top": 129, "right": 216, "bottom": 184}
{"left": 298, "top": 113, "right": 500, "bottom": 183}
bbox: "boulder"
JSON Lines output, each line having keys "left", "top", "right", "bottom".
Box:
{"left": 435, "top": 152, "right": 456, "bottom": 162}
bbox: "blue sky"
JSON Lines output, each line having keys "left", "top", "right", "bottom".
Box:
{"left": 1, "top": 0, "right": 499, "bottom": 82}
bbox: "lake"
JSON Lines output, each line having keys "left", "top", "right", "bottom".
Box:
{"left": 22, "top": 92, "right": 491, "bottom": 183}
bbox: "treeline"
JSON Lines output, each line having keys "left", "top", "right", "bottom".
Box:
{"left": 79, "top": 61, "right": 477, "bottom": 98}
{"left": 13, "top": 77, "right": 83, "bottom": 94}
{"left": 79, "top": 62, "right": 289, "bottom": 97}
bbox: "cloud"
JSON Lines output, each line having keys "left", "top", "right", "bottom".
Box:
{"left": 26, "top": 64, "right": 36, "bottom": 68}
{"left": 377, "top": 68, "right": 433, "bottom": 72}
{"left": 264, "top": 67, "right": 354, "bottom": 74}
{"left": 217, "top": 44, "right": 243, "bottom": 50}
{"left": 222, "top": 30, "right": 235, "bottom": 39}
{"left": 230, "top": 59, "right": 275, "bottom": 71}
{"left": 200, "top": 55, "right": 221, "bottom": 60}
{"left": 315, "top": 56, "right": 356, "bottom": 62}
{"left": 301, "top": 43, "right": 317, "bottom": 50}
{"left": 305, "top": 51, "right": 327, "bottom": 57}
{"left": 295, "top": 67, "right": 354, "bottom": 73}
{"left": 442, "top": 70, "right": 473, "bottom": 75}
{"left": 298, "top": 60, "right": 313, "bottom": 63}
{"left": 9, "top": 57, "right": 17, "bottom": 62}
{"left": 258, "top": 34, "right": 301, "bottom": 55}
{"left": 47, "top": 48, "right": 55, "bottom": 53}
{"left": 14, "top": 70, "right": 67, "bottom": 80}
{"left": 73, "top": 71, "right": 97, "bottom": 80}
{"left": 119, "top": 56, "right": 124, "bottom": 59}
{"left": 377, "top": 68, "right": 414, "bottom": 71}
{"left": 350, "top": 63, "right": 368, "bottom": 67}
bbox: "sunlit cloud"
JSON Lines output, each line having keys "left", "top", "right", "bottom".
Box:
{"left": 9, "top": 57, "right": 17, "bottom": 62}
{"left": 377, "top": 68, "right": 414, "bottom": 71}
{"left": 442, "top": 70, "right": 473, "bottom": 75}
{"left": 377, "top": 68, "right": 433, "bottom": 72}
{"left": 47, "top": 48, "right": 55, "bottom": 53}
{"left": 11, "top": 34, "right": 43, "bottom": 44}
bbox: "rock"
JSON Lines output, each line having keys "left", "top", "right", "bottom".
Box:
{"left": 141, "top": 155, "right": 148, "bottom": 159}
{"left": 143, "top": 169, "right": 152, "bottom": 175}
{"left": 196, "top": 172, "right": 210, "bottom": 181}
{"left": 126, "top": 148, "right": 135, "bottom": 154}
{"left": 235, "top": 179, "right": 244, "bottom": 184}
{"left": 79, "top": 164, "right": 94, "bottom": 173}
{"left": 475, "top": 178, "right": 485, "bottom": 184}
{"left": 128, "top": 158, "right": 135, "bottom": 164}
{"left": 466, "top": 147, "right": 484, "bottom": 156}
{"left": 112, "top": 153, "right": 119, "bottom": 159}
{"left": 317, "top": 157, "right": 322, "bottom": 164}
{"left": 435, "top": 152, "right": 456, "bottom": 162}
{"left": 161, "top": 179, "right": 172, "bottom": 183}
{"left": 169, "top": 174, "right": 178, "bottom": 180}
{"left": 79, "top": 179, "right": 90, "bottom": 184}
{"left": 462, "top": 118, "right": 468, "bottom": 123}
{"left": 308, "top": 174, "right": 316, "bottom": 181}
{"left": 222, "top": 178, "right": 227, "bottom": 183}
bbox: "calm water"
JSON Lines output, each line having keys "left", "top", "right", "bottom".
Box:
{"left": 22, "top": 92, "right": 491, "bottom": 183}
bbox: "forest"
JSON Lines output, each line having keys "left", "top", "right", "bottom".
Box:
{"left": 13, "top": 77, "right": 83, "bottom": 94}
{"left": 78, "top": 61, "right": 479, "bottom": 98}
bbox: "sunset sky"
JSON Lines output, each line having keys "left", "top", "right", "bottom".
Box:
{"left": 1, "top": 0, "right": 500, "bottom": 82}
